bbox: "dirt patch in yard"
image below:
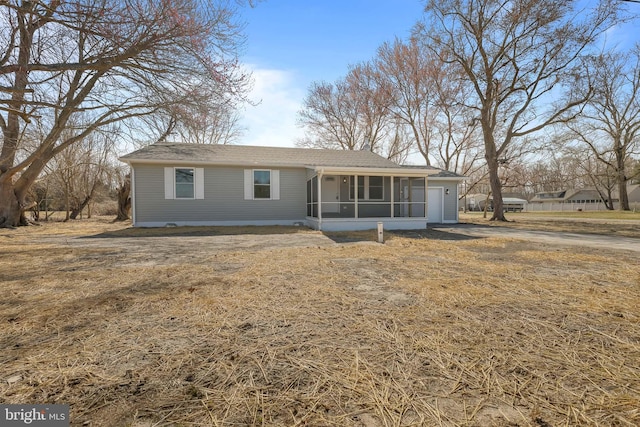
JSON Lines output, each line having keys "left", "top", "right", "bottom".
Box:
{"left": 1, "top": 218, "right": 639, "bottom": 426}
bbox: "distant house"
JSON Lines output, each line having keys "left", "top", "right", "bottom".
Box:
{"left": 530, "top": 189, "right": 606, "bottom": 205}
{"left": 119, "top": 143, "right": 465, "bottom": 231}
{"left": 527, "top": 188, "right": 608, "bottom": 211}
{"left": 628, "top": 184, "right": 640, "bottom": 204}
{"left": 464, "top": 194, "right": 527, "bottom": 212}
{"left": 528, "top": 185, "right": 640, "bottom": 211}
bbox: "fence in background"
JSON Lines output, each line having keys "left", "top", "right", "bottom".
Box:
{"left": 526, "top": 202, "right": 640, "bottom": 212}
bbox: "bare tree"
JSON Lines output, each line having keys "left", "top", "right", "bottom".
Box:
{"left": 177, "top": 107, "right": 245, "bottom": 145}
{"left": 0, "top": 0, "right": 250, "bottom": 227}
{"left": 568, "top": 46, "right": 640, "bottom": 210}
{"left": 297, "top": 80, "right": 359, "bottom": 150}
{"left": 582, "top": 156, "right": 618, "bottom": 210}
{"left": 136, "top": 87, "right": 247, "bottom": 146}
{"left": 374, "top": 39, "right": 438, "bottom": 165}
{"left": 379, "top": 121, "right": 414, "bottom": 164}
{"left": 49, "top": 132, "right": 113, "bottom": 220}
{"left": 374, "top": 38, "right": 483, "bottom": 172}
{"left": 297, "top": 62, "right": 395, "bottom": 156}
{"left": 115, "top": 169, "right": 131, "bottom": 222}
{"left": 515, "top": 156, "right": 587, "bottom": 196}
{"left": 416, "top": 0, "right": 623, "bottom": 220}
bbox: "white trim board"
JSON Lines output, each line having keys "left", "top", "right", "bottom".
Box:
{"left": 134, "top": 220, "right": 306, "bottom": 228}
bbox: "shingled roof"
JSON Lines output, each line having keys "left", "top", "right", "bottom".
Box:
{"left": 400, "top": 165, "right": 465, "bottom": 179}
{"left": 120, "top": 143, "right": 442, "bottom": 171}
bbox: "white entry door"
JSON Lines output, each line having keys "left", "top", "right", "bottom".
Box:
{"left": 321, "top": 176, "right": 339, "bottom": 213}
{"left": 428, "top": 187, "right": 443, "bottom": 223}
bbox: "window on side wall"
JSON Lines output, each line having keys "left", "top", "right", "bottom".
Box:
{"left": 175, "top": 168, "right": 194, "bottom": 199}
{"left": 244, "top": 169, "right": 280, "bottom": 200}
{"left": 164, "top": 167, "right": 204, "bottom": 200}
{"left": 253, "top": 170, "right": 271, "bottom": 199}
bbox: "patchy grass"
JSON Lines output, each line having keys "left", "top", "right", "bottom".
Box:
{"left": 525, "top": 210, "right": 640, "bottom": 219}
{"left": 462, "top": 210, "right": 640, "bottom": 220}
{"left": 460, "top": 211, "right": 640, "bottom": 239}
{"left": 1, "top": 218, "right": 639, "bottom": 426}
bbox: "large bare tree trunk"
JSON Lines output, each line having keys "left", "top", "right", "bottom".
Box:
{"left": 482, "top": 116, "right": 506, "bottom": 221}
{"left": 617, "top": 155, "right": 630, "bottom": 211}
{"left": 70, "top": 195, "right": 91, "bottom": 220}
{"left": 0, "top": 176, "right": 30, "bottom": 227}
{"left": 69, "top": 178, "right": 100, "bottom": 220}
{"left": 115, "top": 175, "right": 131, "bottom": 221}
{"left": 0, "top": 1, "right": 249, "bottom": 228}
{"left": 64, "top": 182, "right": 70, "bottom": 221}
{"left": 486, "top": 162, "right": 505, "bottom": 221}
{"left": 0, "top": 2, "right": 35, "bottom": 228}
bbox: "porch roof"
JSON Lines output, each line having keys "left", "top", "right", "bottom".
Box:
{"left": 310, "top": 165, "right": 439, "bottom": 177}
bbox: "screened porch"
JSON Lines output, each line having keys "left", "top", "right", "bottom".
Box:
{"left": 305, "top": 168, "right": 434, "bottom": 230}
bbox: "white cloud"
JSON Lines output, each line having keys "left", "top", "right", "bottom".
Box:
{"left": 239, "top": 67, "right": 307, "bottom": 147}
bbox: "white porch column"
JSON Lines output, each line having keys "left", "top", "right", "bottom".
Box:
{"left": 408, "top": 178, "right": 412, "bottom": 217}
{"left": 317, "top": 173, "right": 323, "bottom": 227}
{"left": 424, "top": 176, "right": 428, "bottom": 223}
{"left": 354, "top": 174, "right": 359, "bottom": 218}
{"left": 390, "top": 175, "right": 394, "bottom": 218}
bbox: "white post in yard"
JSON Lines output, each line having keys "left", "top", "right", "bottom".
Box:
{"left": 377, "top": 222, "right": 384, "bottom": 243}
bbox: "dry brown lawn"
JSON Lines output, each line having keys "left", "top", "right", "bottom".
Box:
{"left": 1, "top": 217, "right": 639, "bottom": 426}
{"left": 460, "top": 212, "right": 640, "bottom": 239}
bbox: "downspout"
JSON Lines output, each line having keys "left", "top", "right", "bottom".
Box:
{"left": 317, "top": 169, "right": 323, "bottom": 231}
{"left": 131, "top": 166, "right": 137, "bottom": 226}
{"left": 455, "top": 181, "right": 459, "bottom": 223}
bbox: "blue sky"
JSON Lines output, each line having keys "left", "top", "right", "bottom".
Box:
{"left": 237, "top": 0, "right": 639, "bottom": 150}
{"left": 239, "top": 0, "right": 425, "bottom": 147}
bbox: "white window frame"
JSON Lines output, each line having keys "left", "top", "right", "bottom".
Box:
{"left": 244, "top": 169, "right": 280, "bottom": 200}
{"left": 349, "top": 176, "right": 384, "bottom": 201}
{"left": 164, "top": 167, "right": 204, "bottom": 200}
{"left": 175, "top": 167, "right": 195, "bottom": 199}
{"left": 253, "top": 169, "right": 271, "bottom": 199}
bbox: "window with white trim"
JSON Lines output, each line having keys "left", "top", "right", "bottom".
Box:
{"left": 164, "top": 167, "right": 204, "bottom": 200}
{"left": 244, "top": 169, "right": 280, "bottom": 200}
{"left": 349, "top": 176, "right": 384, "bottom": 200}
{"left": 253, "top": 170, "right": 271, "bottom": 199}
{"left": 175, "top": 168, "right": 194, "bottom": 199}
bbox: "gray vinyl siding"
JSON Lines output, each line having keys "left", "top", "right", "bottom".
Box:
{"left": 134, "top": 164, "right": 306, "bottom": 223}
{"left": 429, "top": 180, "right": 459, "bottom": 222}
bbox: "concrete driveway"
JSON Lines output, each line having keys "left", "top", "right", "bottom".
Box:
{"left": 431, "top": 224, "right": 640, "bottom": 253}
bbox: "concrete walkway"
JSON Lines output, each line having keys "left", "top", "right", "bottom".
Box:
{"left": 432, "top": 224, "right": 640, "bottom": 253}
